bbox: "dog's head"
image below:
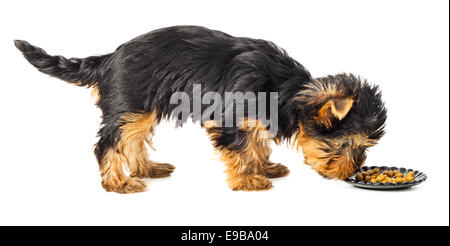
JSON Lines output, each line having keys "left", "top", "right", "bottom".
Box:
{"left": 294, "top": 73, "right": 387, "bottom": 180}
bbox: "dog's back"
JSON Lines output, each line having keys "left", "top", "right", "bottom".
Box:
{"left": 102, "top": 25, "right": 311, "bottom": 122}
{"left": 15, "top": 25, "right": 311, "bottom": 123}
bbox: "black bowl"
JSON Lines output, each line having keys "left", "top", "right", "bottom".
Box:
{"left": 345, "top": 166, "right": 427, "bottom": 190}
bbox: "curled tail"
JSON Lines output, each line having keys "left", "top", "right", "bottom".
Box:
{"left": 14, "top": 40, "right": 111, "bottom": 87}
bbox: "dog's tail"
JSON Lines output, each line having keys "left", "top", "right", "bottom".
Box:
{"left": 14, "top": 40, "right": 111, "bottom": 87}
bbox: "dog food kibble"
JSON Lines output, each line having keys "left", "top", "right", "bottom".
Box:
{"left": 383, "top": 170, "right": 395, "bottom": 177}
{"left": 355, "top": 169, "right": 415, "bottom": 184}
{"left": 356, "top": 173, "right": 364, "bottom": 181}
{"left": 394, "top": 173, "right": 404, "bottom": 178}
{"left": 405, "top": 171, "right": 415, "bottom": 182}
{"left": 375, "top": 174, "right": 386, "bottom": 182}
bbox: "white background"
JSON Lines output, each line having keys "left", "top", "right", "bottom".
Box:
{"left": 0, "top": 0, "right": 448, "bottom": 226}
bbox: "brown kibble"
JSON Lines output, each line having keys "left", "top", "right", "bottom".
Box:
{"left": 359, "top": 167, "right": 416, "bottom": 185}
{"left": 394, "top": 177, "right": 404, "bottom": 183}
{"left": 406, "top": 171, "right": 415, "bottom": 177}
{"left": 394, "top": 173, "right": 404, "bottom": 178}
{"left": 356, "top": 173, "right": 364, "bottom": 181}
{"left": 376, "top": 174, "right": 386, "bottom": 182}
{"left": 405, "top": 176, "right": 415, "bottom": 182}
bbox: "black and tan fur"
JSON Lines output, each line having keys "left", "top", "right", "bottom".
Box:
{"left": 14, "top": 25, "right": 387, "bottom": 193}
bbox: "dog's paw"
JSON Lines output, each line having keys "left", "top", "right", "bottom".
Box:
{"left": 148, "top": 162, "right": 176, "bottom": 178}
{"left": 262, "top": 162, "right": 290, "bottom": 178}
{"left": 102, "top": 177, "right": 147, "bottom": 194}
{"left": 229, "top": 175, "right": 273, "bottom": 191}
{"left": 122, "top": 177, "right": 148, "bottom": 193}
{"left": 130, "top": 162, "right": 176, "bottom": 179}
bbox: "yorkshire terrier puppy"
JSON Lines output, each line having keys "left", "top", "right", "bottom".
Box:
{"left": 15, "top": 25, "right": 386, "bottom": 193}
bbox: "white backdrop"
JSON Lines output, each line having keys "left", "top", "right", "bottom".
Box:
{"left": 0, "top": 0, "right": 448, "bottom": 226}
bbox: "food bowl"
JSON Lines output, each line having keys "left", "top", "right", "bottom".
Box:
{"left": 345, "top": 166, "right": 427, "bottom": 190}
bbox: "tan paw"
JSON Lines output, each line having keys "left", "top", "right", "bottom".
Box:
{"left": 148, "top": 162, "right": 176, "bottom": 178}
{"left": 130, "top": 162, "right": 176, "bottom": 179}
{"left": 229, "top": 175, "right": 273, "bottom": 191}
{"left": 122, "top": 177, "right": 147, "bottom": 193}
{"left": 102, "top": 177, "right": 147, "bottom": 194}
{"left": 262, "top": 162, "right": 290, "bottom": 178}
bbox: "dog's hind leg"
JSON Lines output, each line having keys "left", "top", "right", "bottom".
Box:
{"left": 205, "top": 120, "right": 278, "bottom": 191}
{"left": 94, "top": 121, "right": 147, "bottom": 193}
{"left": 118, "top": 112, "right": 175, "bottom": 179}
{"left": 95, "top": 111, "right": 174, "bottom": 193}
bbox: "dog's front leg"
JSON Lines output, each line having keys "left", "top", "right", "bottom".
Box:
{"left": 205, "top": 120, "right": 288, "bottom": 191}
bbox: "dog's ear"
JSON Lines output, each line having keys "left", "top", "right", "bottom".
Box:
{"left": 296, "top": 74, "right": 359, "bottom": 127}
{"left": 314, "top": 97, "right": 354, "bottom": 127}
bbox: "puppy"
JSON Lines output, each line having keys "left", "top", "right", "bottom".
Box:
{"left": 15, "top": 25, "right": 386, "bottom": 193}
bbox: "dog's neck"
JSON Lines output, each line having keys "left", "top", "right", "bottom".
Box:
{"left": 275, "top": 75, "right": 312, "bottom": 141}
